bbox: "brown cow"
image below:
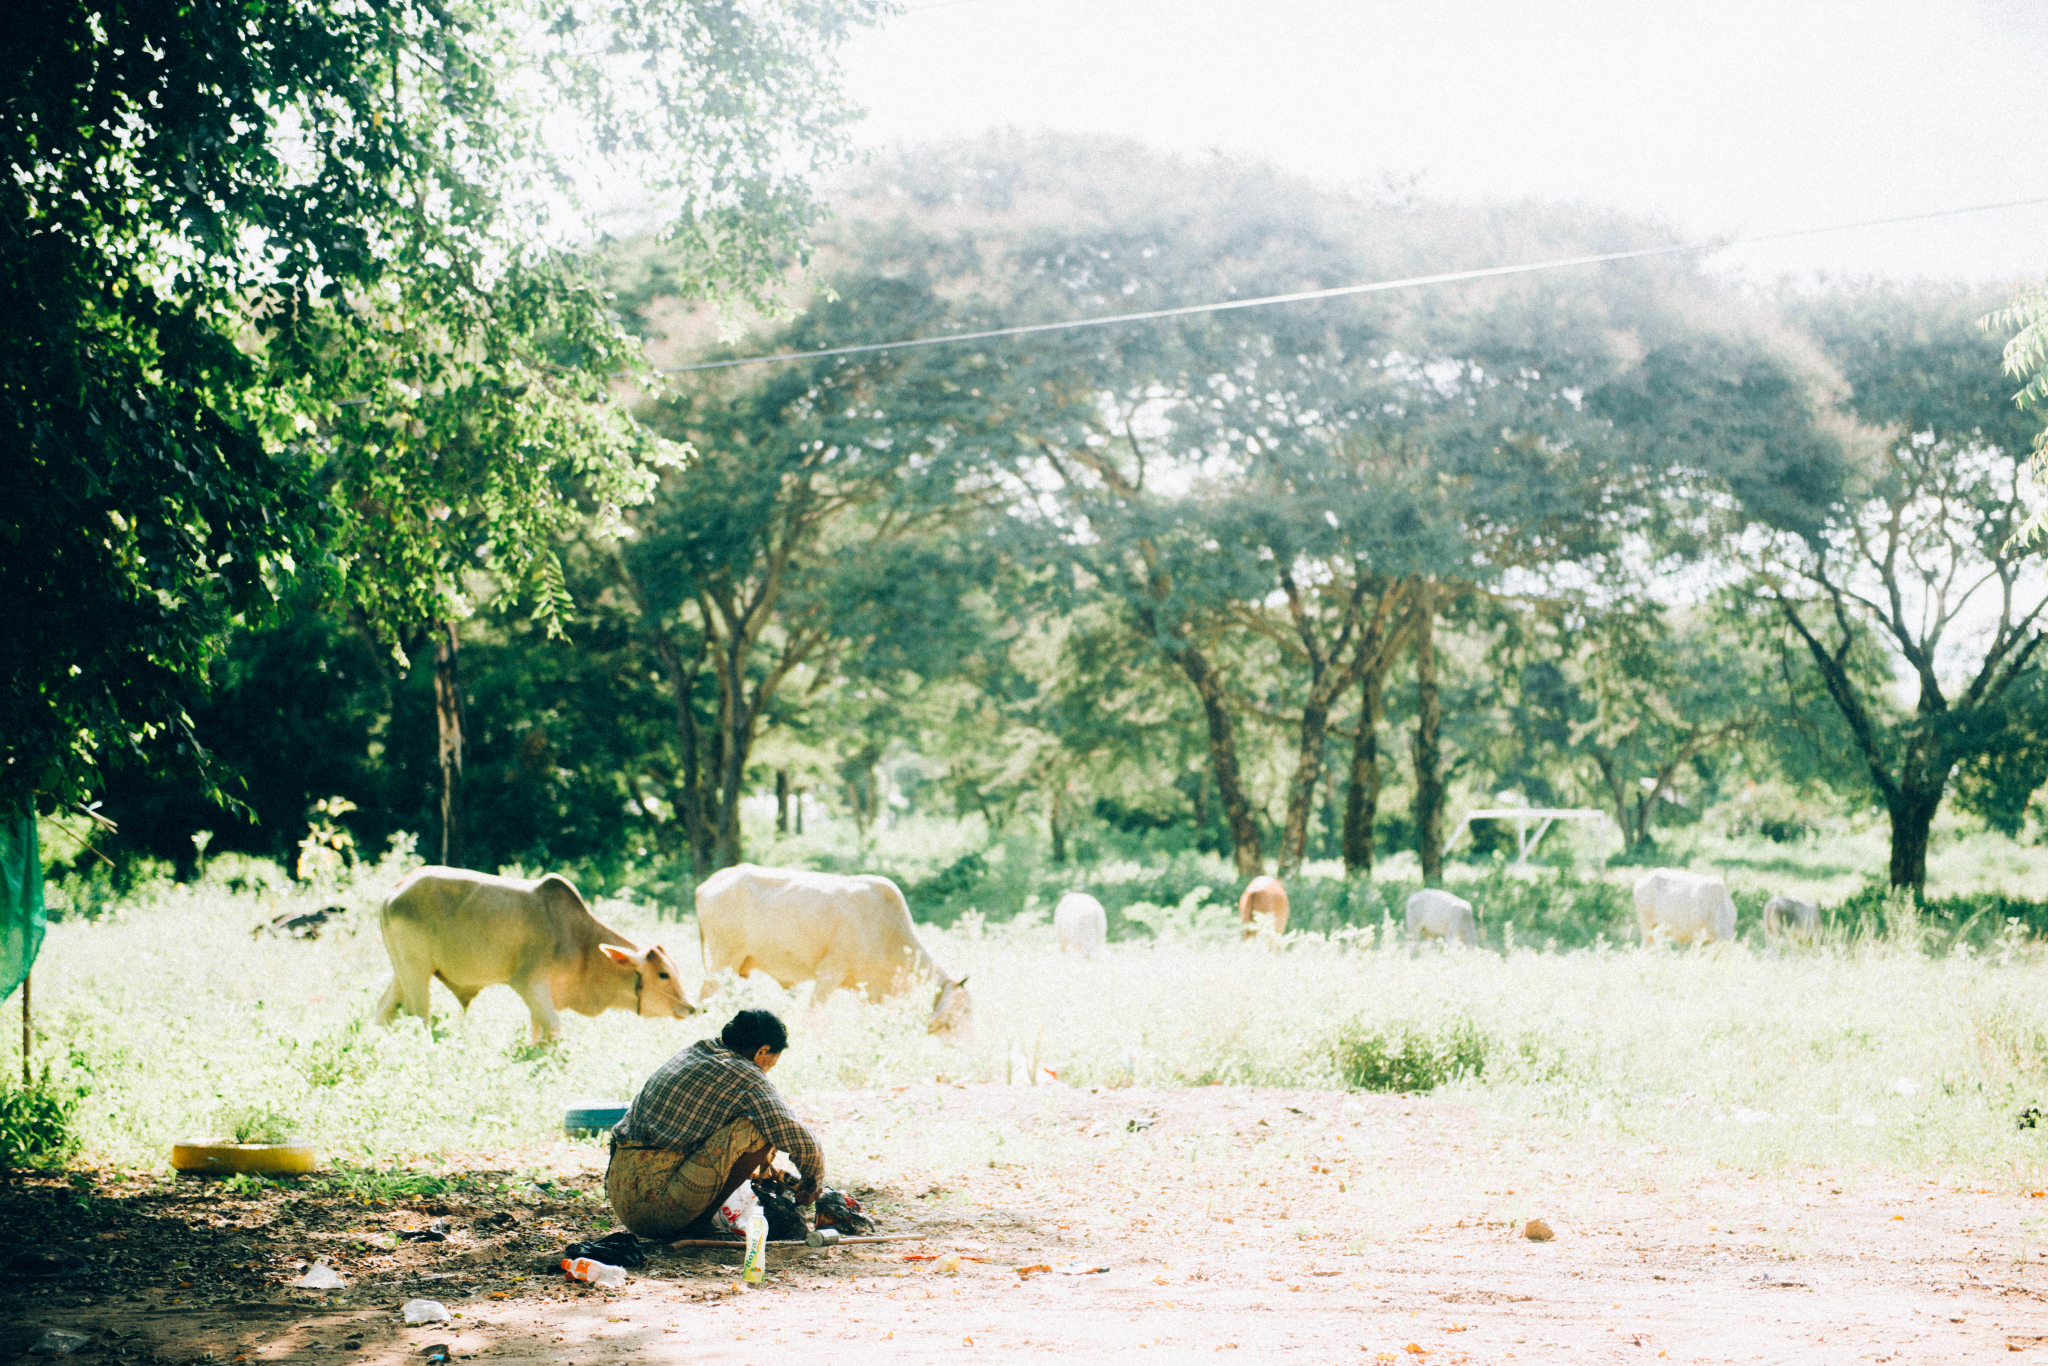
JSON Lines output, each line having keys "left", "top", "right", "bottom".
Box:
{"left": 1238, "top": 875, "right": 1290, "bottom": 940}
{"left": 374, "top": 866, "right": 695, "bottom": 1042}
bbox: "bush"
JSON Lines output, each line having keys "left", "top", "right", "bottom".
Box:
{"left": 0, "top": 1073, "right": 87, "bottom": 1170}
{"left": 217, "top": 1102, "right": 298, "bottom": 1144}
{"left": 1332, "top": 1017, "right": 1492, "bottom": 1093}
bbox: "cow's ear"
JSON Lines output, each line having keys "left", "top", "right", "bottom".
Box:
{"left": 954, "top": 975, "right": 969, "bottom": 988}
{"left": 599, "top": 943, "right": 638, "bottom": 965}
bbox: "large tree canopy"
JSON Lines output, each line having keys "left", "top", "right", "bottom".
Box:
{"left": 3, "top": 0, "right": 881, "bottom": 815}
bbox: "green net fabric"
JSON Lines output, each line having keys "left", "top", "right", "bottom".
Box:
{"left": 0, "top": 816, "right": 45, "bottom": 1000}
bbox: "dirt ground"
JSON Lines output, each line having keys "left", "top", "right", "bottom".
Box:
{"left": 4, "top": 1085, "right": 2045, "bottom": 1364}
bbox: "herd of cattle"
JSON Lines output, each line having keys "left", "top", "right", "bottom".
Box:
{"left": 371, "top": 862, "right": 1821, "bottom": 1043}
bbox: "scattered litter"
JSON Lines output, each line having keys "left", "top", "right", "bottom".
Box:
{"left": 1054, "top": 1262, "right": 1110, "bottom": 1275}
{"left": 562, "top": 1258, "right": 628, "bottom": 1288}
{"left": 561, "top": 1232, "right": 646, "bottom": 1268}
{"left": 938, "top": 1254, "right": 962, "bottom": 1276}
{"left": 749, "top": 1168, "right": 812, "bottom": 1241}
{"left": 31, "top": 1329, "right": 91, "bottom": 1355}
{"left": 1126, "top": 1115, "right": 1156, "bottom": 1133}
{"left": 903, "top": 1253, "right": 938, "bottom": 1262}
{"left": 293, "top": 1263, "right": 345, "bottom": 1289}
{"left": 1016, "top": 1264, "right": 1052, "bottom": 1278}
{"left": 1523, "top": 1220, "right": 1554, "bottom": 1242}
{"left": 2018, "top": 1104, "right": 2042, "bottom": 1131}
{"left": 429, "top": 1218, "right": 450, "bottom": 1234}
{"left": 402, "top": 1299, "right": 453, "bottom": 1324}
{"left": 806, "top": 1229, "right": 842, "bottom": 1247}
{"left": 422, "top": 1345, "right": 451, "bottom": 1364}
{"left": 399, "top": 1230, "right": 446, "bottom": 1243}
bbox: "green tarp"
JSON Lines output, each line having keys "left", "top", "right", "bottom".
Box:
{"left": 0, "top": 816, "right": 44, "bottom": 1000}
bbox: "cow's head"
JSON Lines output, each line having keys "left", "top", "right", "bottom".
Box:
{"left": 927, "top": 975, "right": 972, "bottom": 1035}
{"left": 601, "top": 942, "right": 697, "bottom": 1019}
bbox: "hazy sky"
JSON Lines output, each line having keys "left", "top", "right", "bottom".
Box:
{"left": 837, "top": 0, "right": 2048, "bottom": 284}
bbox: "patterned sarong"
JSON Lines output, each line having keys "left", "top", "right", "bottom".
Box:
{"left": 605, "top": 1116, "right": 767, "bottom": 1240}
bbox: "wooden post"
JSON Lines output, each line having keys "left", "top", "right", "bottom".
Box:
{"left": 20, "top": 970, "right": 29, "bottom": 1086}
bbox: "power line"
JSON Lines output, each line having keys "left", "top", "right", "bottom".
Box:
{"left": 653, "top": 193, "right": 2048, "bottom": 376}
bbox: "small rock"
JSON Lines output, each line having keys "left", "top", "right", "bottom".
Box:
{"left": 32, "top": 1329, "right": 91, "bottom": 1355}
{"left": 1523, "top": 1219, "right": 1554, "bottom": 1242}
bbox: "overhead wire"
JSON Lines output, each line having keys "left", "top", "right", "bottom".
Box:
{"left": 651, "top": 194, "right": 2048, "bottom": 376}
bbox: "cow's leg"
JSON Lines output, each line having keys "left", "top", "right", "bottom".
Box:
{"left": 509, "top": 976, "right": 564, "bottom": 1043}
{"left": 373, "top": 976, "right": 403, "bottom": 1026}
{"left": 384, "top": 935, "right": 437, "bottom": 1025}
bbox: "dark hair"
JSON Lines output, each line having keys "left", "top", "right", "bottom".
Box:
{"left": 719, "top": 1008, "right": 789, "bottom": 1059}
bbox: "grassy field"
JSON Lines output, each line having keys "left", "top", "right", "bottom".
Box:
{"left": 16, "top": 813, "right": 2048, "bottom": 1199}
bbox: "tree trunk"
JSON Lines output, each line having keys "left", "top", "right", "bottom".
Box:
{"left": 655, "top": 634, "right": 716, "bottom": 876}
{"left": 432, "top": 620, "right": 466, "bottom": 868}
{"left": 1887, "top": 781, "right": 1945, "bottom": 895}
{"left": 1277, "top": 697, "right": 1333, "bottom": 878}
{"left": 775, "top": 770, "right": 789, "bottom": 835}
{"left": 1163, "top": 640, "right": 1263, "bottom": 876}
{"left": 1343, "top": 670, "right": 1383, "bottom": 876}
{"left": 1411, "top": 595, "right": 1444, "bottom": 888}
{"left": 1049, "top": 785, "right": 1067, "bottom": 865}
{"left": 793, "top": 787, "right": 806, "bottom": 835}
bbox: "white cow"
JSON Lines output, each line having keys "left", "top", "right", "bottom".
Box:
{"left": 1405, "top": 888, "right": 1479, "bottom": 951}
{"left": 696, "top": 864, "right": 972, "bottom": 1033}
{"left": 1633, "top": 869, "right": 1738, "bottom": 945}
{"left": 1053, "top": 892, "right": 1107, "bottom": 958}
{"left": 375, "top": 866, "right": 695, "bottom": 1042}
{"left": 1763, "top": 894, "right": 1820, "bottom": 944}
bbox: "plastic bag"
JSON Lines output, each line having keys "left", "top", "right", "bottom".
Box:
{"left": 292, "top": 1263, "right": 345, "bottom": 1289}
{"left": 814, "top": 1187, "right": 873, "bottom": 1236}
{"left": 562, "top": 1257, "right": 628, "bottom": 1288}
{"left": 712, "top": 1180, "right": 757, "bottom": 1235}
{"left": 402, "top": 1299, "right": 452, "bottom": 1324}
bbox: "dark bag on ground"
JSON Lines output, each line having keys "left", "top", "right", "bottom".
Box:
{"left": 748, "top": 1170, "right": 811, "bottom": 1242}
{"left": 560, "top": 1230, "right": 647, "bottom": 1267}
{"left": 813, "top": 1187, "right": 873, "bottom": 1236}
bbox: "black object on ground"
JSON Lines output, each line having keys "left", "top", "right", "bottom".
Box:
{"left": 399, "top": 1230, "right": 447, "bottom": 1243}
{"left": 814, "top": 1188, "right": 874, "bottom": 1236}
{"left": 560, "top": 1230, "right": 647, "bottom": 1268}
{"left": 2021, "top": 1103, "right": 2043, "bottom": 1131}
{"left": 422, "top": 1344, "right": 451, "bottom": 1363}
{"left": 750, "top": 1173, "right": 810, "bottom": 1242}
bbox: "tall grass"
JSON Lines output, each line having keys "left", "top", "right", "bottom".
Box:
{"left": 18, "top": 841, "right": 2047, "bottom": 1196}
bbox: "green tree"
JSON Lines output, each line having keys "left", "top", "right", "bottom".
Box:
{"left": 4, "top": 0, "right": 881, "bottom": 824}
{"left": 1751, "top": 285, "right": 2048, "bottom": 893}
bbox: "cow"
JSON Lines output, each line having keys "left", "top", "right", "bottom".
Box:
{"left": 1405, "top": 888, "right": 1480, "bottom": 952}
{"left": 1633, "top": 868, "right": 1738, "bottom": 945}
{"left": 374, "top": 866, "right": 695, "bottom": 1042}
{"left": 1239, "top": 875, "right": 1290, "bottom": 940}
{"left": 695, "top": 864, "right": 971, "bottom": 1034}
{"left": 1763, "top": 894, "right": 1820, "bottom": 944}
{"left": 1053, "top": 892, "right": 1107, "bottom": 958}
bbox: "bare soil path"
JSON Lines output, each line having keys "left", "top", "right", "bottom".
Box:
{"left": 4, "top": 1085, "right": 2044, "bottom": 1363}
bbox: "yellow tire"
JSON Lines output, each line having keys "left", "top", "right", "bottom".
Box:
{"left": 170, "top": 1142, "right": 320, "bottom": 1176}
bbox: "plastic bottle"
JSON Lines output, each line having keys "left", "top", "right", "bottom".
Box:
{"left": 562, "top": 1257, "right": 629, "bottom": 1288}
{"left": 740, "top": 1205, "right": 769, "bottom": 1284}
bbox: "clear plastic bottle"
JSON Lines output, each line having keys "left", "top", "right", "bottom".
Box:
{"left": 740, "top": 1205, "right": 769, "bottom": 1284}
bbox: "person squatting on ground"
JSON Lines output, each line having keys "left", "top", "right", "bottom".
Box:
{"left": 606, "top": 1008, "right": 823, "bottom": 1239}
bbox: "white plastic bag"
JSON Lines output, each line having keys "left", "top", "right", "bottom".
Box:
{"left": 292, "top": 1263, "right": 345, "bottom": 1289}
{"left": 712, "top": 1180, "right": 757, "bottom": 1235}
{"left": 402, "top": 1299, "right": 453, "bottom": 1324}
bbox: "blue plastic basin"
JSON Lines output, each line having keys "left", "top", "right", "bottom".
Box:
{"left": 564, "top": 1101, "right": 628, "bottom": 1136}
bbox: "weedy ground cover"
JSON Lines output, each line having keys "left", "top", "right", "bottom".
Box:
{"left": 13, "top": 828, "right": 2047, "bottom": 1197}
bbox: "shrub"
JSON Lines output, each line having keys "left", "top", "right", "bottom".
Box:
{"left": 1332, "top": 1017, "right": 1492, "bottom": 1093}
{"left": 218, "top": 1102, "right": 298, "bottom": 1144}
{"left": 0, "top": 1073, "right": 87, "bottom": 1170}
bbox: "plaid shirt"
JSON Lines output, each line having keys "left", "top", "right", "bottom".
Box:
{"left": 617, "top": 1039, "right": 824, "bottom": 1187}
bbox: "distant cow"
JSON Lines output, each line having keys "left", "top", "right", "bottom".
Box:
{"left": 1239, "top": 876, "right": 1290, "bottom": 940}
{"left": 1633, "top": 869, "right": 1737, "bottom": 945}
{"left": 696, "top": 864, "right": 972, "bottom": 1034}
{"left": 1053, "top": 892, "right": 1107, "bottom": 958}
{"left": 375, "top": 867, "right": 695, "bottom": 1042}
{"left": 1763, "top": 894, "right": 1820, "bottom": 944}
{"left": 1406, "top": 888, "right": 1479, "bottom": 952}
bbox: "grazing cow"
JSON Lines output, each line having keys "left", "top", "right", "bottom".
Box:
{"left": 1053, "top": 892, "right": 1107, "bottom": 958}
{"left": 375, "top": 866, "right": 695, "bottom": 1042}
{"left": 1405, "top": 888, "right": 1480, "bottom": 952}
{"left": 1632, "top": 869, "right": 1738, "bottom": 945}
{"left": 1763, "top": 894, "right": 1820, "bottom": 944}
{"left": 1239, "top": 876, "right": 1290, "bottom": 940}
{"left": 696, "top": 864, "right": 971, "bottom": 1034}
